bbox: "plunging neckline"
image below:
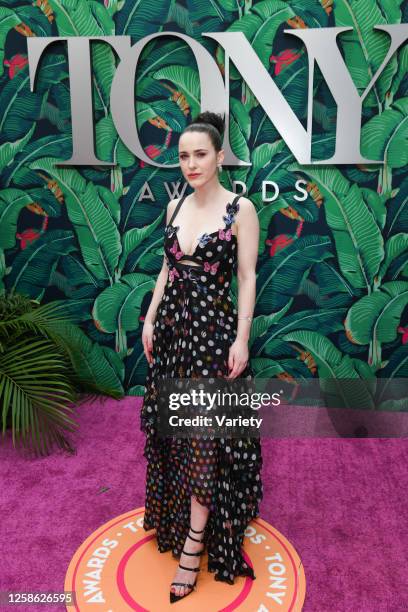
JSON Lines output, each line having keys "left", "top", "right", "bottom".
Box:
{"left": 166, "top": 197, "right": 238, "bottom": 258}
{"left": 168, "top": 225, "right": 236, "bottom": 258}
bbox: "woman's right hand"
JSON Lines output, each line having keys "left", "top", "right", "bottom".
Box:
{"left": 142, "top": 320, "right": 155, "bottom": 364}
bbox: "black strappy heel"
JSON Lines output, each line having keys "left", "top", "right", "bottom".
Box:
{"left": 170, "top": 526, "right": 205, "bottom": 604}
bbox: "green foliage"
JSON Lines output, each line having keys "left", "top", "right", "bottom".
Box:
{"left": 0, "top": 293, "right": 124, "bottom": 456}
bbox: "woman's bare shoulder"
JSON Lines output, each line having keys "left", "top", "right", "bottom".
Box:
{"left": 235, "top": 194, "right": 252, "bottom": 203}
{"left": 166, "top": 198, "right": 181, "bottom": 222}
{"left": 167, "top": 198, "right": 179, "bottom": 211}
{"left": 235, "top": 195, "right": 255, "bottom": 214}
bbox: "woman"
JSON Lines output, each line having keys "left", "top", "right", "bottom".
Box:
{"left": 141, "top": 111, "right": 263, "bottom": 603}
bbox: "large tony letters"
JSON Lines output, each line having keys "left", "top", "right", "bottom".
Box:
{"left": 27, "top": 26, "right": 408, "bottom": 167}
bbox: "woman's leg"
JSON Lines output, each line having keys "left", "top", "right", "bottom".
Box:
{"left": 191, "top": 494, "right": 210, "bottom": 529}
{"left": 170, "top": 495, "right": 210, "bottom": 597}
{"left": 170, "top": 437, "right": 219, "bottom": 597}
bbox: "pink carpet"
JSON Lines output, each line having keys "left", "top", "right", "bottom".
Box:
{"left": 1, "top": 396, "right": 407, "bottom": 611}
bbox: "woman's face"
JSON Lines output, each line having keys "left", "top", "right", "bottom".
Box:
{"left": 178, "top": 131, "right": 223, "bottom": 186}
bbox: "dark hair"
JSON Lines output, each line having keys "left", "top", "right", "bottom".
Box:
{"left": 182, "top": 111, "right": 224, "bottom": 152}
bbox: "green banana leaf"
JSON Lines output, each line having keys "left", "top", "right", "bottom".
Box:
{"left": 288, "top": 165, "right": 384, "bottom": 290}
{"left": 387, "top": 252, "right": 408, "bottom": 281}
{"left": 119, "top": 211, "right": 165, "bottom": 272}
{"left": 2, "top": 134, "right": 73, "bottom": 188}
{"left": 389, "top": 44, "right": 408, "bottom": 100}
{"left": 282, "top": 330, "right": 375, "bottom": 409}
{"left": 91, "top": 37, "right": 116, "bottom": 111}
{"left": 284, "top": 0, "right": 329, "bottom": 26}
{"left": 48, "top": 0, "right": 114, "bottom": 36}
{"left": 126, "top": 337, "right": 149, "bottom": 390}
{"left": 333, "top": 0, "right": 404, "bottom": 106}
{"left": 378, "top": 344, "right": 408, "bottom": 379}
{"left": 344, "top": 281, "right": 408, "bottom": 368}
{"left": 229, "top": 97, "right": 251, "bottom": 163}
{"left": 249, "top": 303, "right": 292, "bottom": 347}
{"left": 120, "top": 168, "right": 181, "bottom": 230}
{"left": 378, "top": 398, "right": 408, "bottom": 411}
{"left": 175, "top": 0, "right": 238, "bottom": 30}
{"left": 0, "top": 69, "right": 43, "bottom": 140}
{"left": 253, "top": 308, "right": 347, "bottom": 357}
{"left": 378, "top": 233, "right": 408, "bottom": 283}
{"left": 151, "top": 65, "right": 201, "bottom": 118}
{"left": 136, "top": 40, "right": 193, "bottom": 85}
{"left": 245, "top": 141, "right": 286, "bottom": 192}
{"left": 0, "top": 8, "right": 20, "bottom": 77}
{"left": 115, "top": 0, "right": 173, "bottom": 37}
{"left": 127, "top": 228, "right": 165, "bottom": 273}
{"left": 258, "top": 199, "right": 288, "bottom": 257}
{"left": 29, "top": 157, "right": 122, "bottom": 282}
{"left": 92, "top": 272, "right": 156, "bottom": 333}
{"left": 216, "top": 1, "right": 295, "bottom": 75}
{"left": 0, "top": 188, "right": 39, "bottom": 251}
{"left": 385, "top": 177, "right": 408, "bottom": 238}
{"left": 361, "top": 187, "right": 387, "bottom": 230}
{"left": 14, "top": 4, "right": 54, "bottom": 37}
{"left": 7, "top": 230, "right": 77, "bottom": 299}
{"left": 251, "top": 357, "right": 285, "bottom": 378}
{"left": 0, "top": 124, "right": 35, "bottom": 172}
{"left": 255, "top": 234, "right": 333, "bottom": 313}
{"left": 312, "top": 261, "right": 357, "bottom": 297}
{"left": 361, "top": 98, "right": 408, "bottom": 168}
{"left": 166, "top": 3, "right": 195, "bottom": 36}
{"left": 50, "top": 269, "right": 99, "bottom": 300}
{"left": 345, "top": 280, "right": 408, "bottom": 344}
{"left": 61, "top": 254, "right": 103, "bottom": 293}
{"left": 252, "top": 336, "right": 301, "bottom": 360}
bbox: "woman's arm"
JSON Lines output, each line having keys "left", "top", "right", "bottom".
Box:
{"left": 236, "top": 197, "right": 259, "bottom": 342}
{"left": 142, "top": 200, "right": 177, "bottom": 363}
{"left": 227, "top": 197, "right": 259, "bottom": 379}
{"left": 144, "top": 257, "right": 169, "bottom": 326}
{"left": 144, "top": 199, "right": 177, "bottom": 324}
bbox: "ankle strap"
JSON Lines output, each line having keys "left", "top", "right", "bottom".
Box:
{"left": 190, "top": 526, "right": 205, "bottom": 534}
{"left": 187, "top": 533, "right": 204, "bottom": 543}
{"left": 178, "top": 564, "right": 200, "bottom": 572}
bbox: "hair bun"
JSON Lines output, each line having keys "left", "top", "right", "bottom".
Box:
{"left": 192, "top": 111, "right": 224, "bottom": 136}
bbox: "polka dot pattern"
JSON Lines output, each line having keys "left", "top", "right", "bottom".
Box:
{"left": 141, "top": 195, "right": 263, "bottom": 585}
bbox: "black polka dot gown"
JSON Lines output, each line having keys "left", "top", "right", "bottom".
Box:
{"left": 140, "top": 194, "right": 263, "bottom": 584}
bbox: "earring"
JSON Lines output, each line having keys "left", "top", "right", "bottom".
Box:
{"left": 218, "top": 164, "right": 222, "bottom": 172}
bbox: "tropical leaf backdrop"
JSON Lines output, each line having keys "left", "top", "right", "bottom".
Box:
{"left": 0, "top": 0, "right": 407, "bottom": 405}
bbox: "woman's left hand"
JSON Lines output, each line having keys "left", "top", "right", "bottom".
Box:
{"left": 227, "top": 338, "right": 249, "bottom": 379}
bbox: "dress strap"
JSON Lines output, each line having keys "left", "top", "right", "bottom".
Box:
{"left": 223, "top": 194, "right": 241, "bottom": 227}
{"left": 168, "top": 194, "right": 187, "bottom": 227}
{"left": 208, "top": 195, "right": 241, "bottom": 265}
